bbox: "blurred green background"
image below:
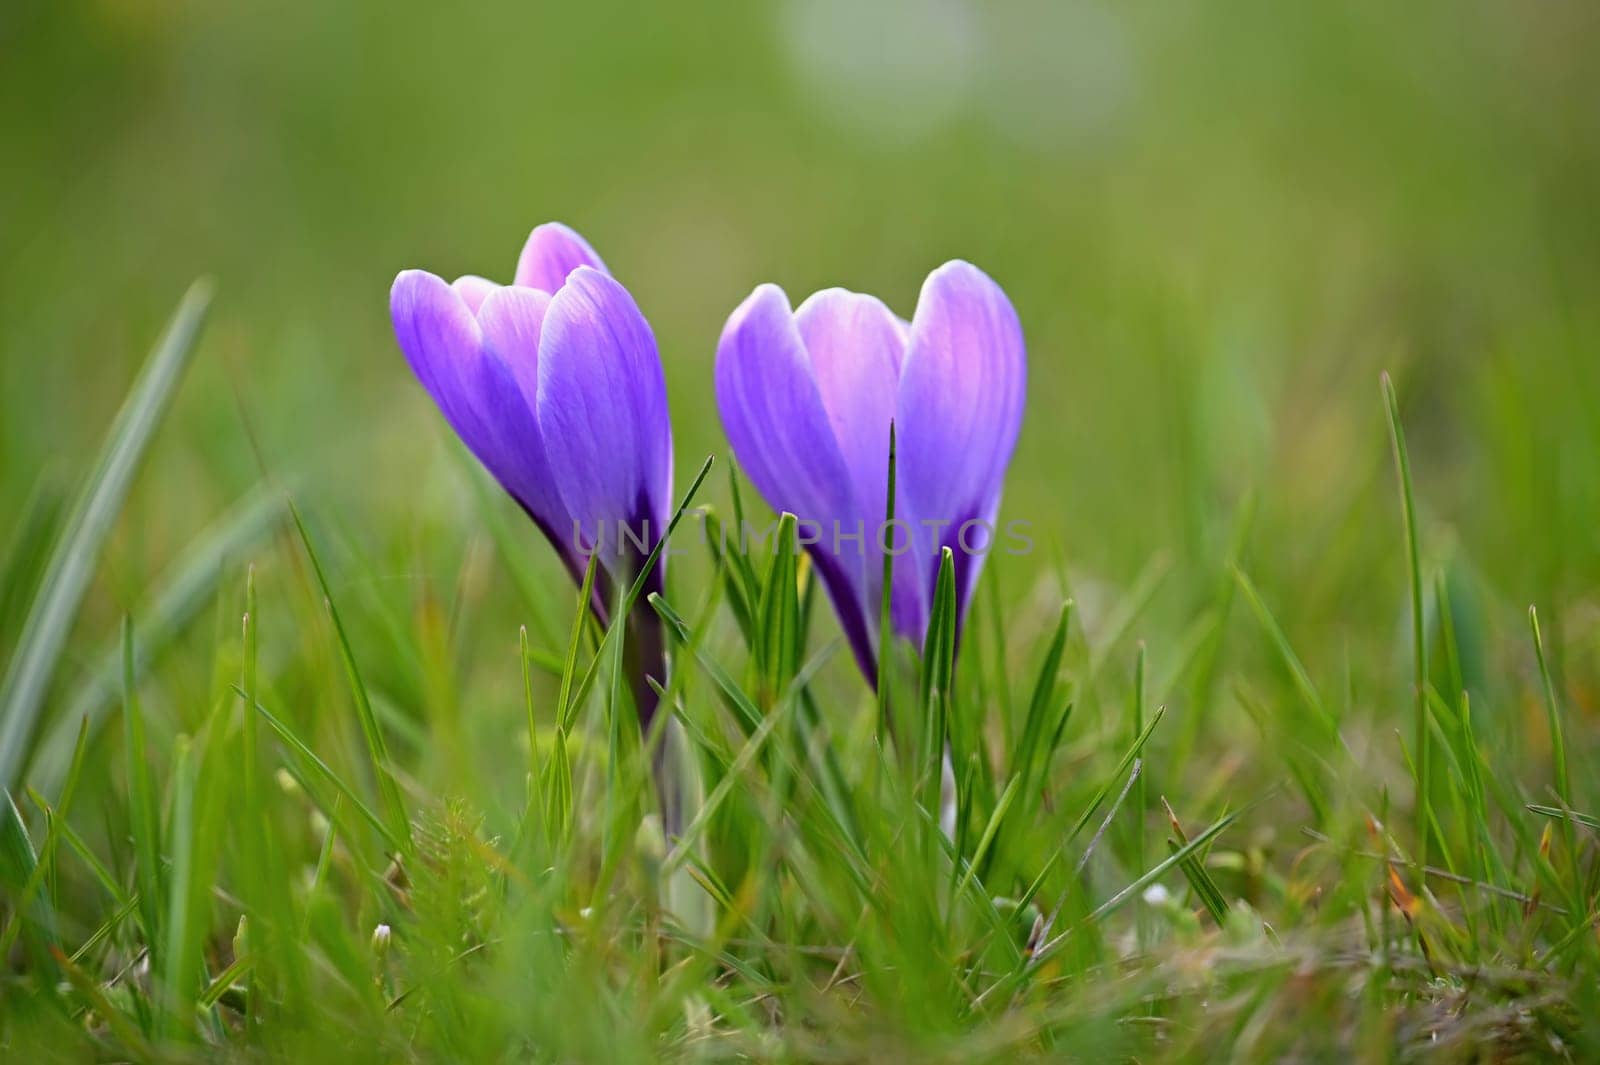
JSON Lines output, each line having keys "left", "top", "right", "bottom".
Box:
{"left": 2, "top": 0, "right": 1597, "bottom": 759}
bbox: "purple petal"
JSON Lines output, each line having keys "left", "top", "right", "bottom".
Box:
{"left": 793, "top": 289, "right": 905, "bottom": 532}
{"left": 715, "top": 284, "right": 877, "bottom": 675}
{"left": 478, "top": 285, "right": 552, "bottom": 418}
{"left": 452, "top": 275, "right": 500, "bottom": 314}
{"left": 393, "top": 271, "right": 572, "bottom": 541}
{"left": 514, "top": 222, "right": 609, "bottom": 293}
{"left": 791, "top": 288, "right": 922, "bottom": 653}
{"left": 716, "top": 286, "right": 856, "bottom": 537}
{"left": 391, "top": 270, "right": 487, "bottom": 441}
{"left": 896, "top": 260, "right": 1026, "bottom": 623}
{"left": 475, "top": 286, "right": 571, "bottom": 536}
{"left": 536, "top": 267, "right": 673, "bottom": 569}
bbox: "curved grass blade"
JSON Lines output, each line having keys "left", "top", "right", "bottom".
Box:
{"left": 0, "top": 716, "right": 89, "bottom": 964}
{"left": 556, "top": 552, "right": 603, "bottom": 734}
{"left": 1527, "top": 606, "right": 1571, "bottom": 809}
{"left": 876, "top": 421, "right": 897, "bottom": 727}
{"left": 0, "top": 281, "right": 213, "bottom": 791}
{"left": 235, "top": 687, "right": 403, "bottom": 853}
{"left": 288, "top": 501, "right": 411, "bottom": 854}
{"left": 756, "top": 513, "right": 801, "bottom": 703}
{"left": 0, "top": 477, "right": 65, "bottom": 647}
{"left": 1382, "top": 372, "right": 1430, "bottom": 872}
{"left": 0, "top": 789, "right": 59, "bottom": 978}
{"left": 558, "top": 456, "right": 715, "bottom": 725}
{"left": 27, "top": 489, "right": 286, "bottom": 796}
{"left": 123, "top": 620, "right": 164, "bottom": 966}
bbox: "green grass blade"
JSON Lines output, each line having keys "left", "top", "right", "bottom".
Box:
{"left": 557, "top": 456, "right": 715, "bottom": 725}
{"left": 1231, "top": 565, "right": 1337, "bottom": 740}
{"left": 1047, "top": 803, "right": 1248, "bottom": 953}
{"left": 70, "top": 893, "right": 141, "bottom": 965}
{"left": 557, "top": 552, "right": 603, "bottom": 733}
{"left": 1067, "top": 704, "right": 1167, "bottom": 848}
{"left": 1527, "top": 606, "right": 1571, "bottom": 808}
{"left": 651, "top": 591, "right": 864, "bottom": 867}
{"left": 919, "top": 548, "right": 957, "bottom": 811}
{"left": 0, "top": 477, "right": 65, "bottom": 646}
{"left": 158, "top": 736, "right": 197, "bottom": 1035}
{"left": 122, "top": 619, "right": 164, "bottom": 965}
{"left": 1525, "top": 804, "right": 1597, "bottom": 830}
{"left": 237, "top": 688, "right": 403, "bottom": 852}
{"left": 1013, "top": 601, "right": 1072, "bottom": 794}
{"left": 457, "top": 451, "right": 563, "bottom": 650}
{"left": 1382, "top": 371, "right": 1430, "bottom": 874}
{"left": 757, "top": 513, "right": 802, "bottom": 701}
{"left": 242, "top": 560, "right": 260, "bottom": 825}
{"left": 0, "top": 714, "right": 90, "bottom": 965}
{"left": 953, "top": 773, "right": 1021, "bottom": 905}
{"left": 723, "top": 461, "right": 764, "bottom": 622}
{"left": 0, "top": 789, "right": 59, "bottom": 977}
{"left": 27, "top": 489, "right": 285, "bottom": 795}
{"left": 288, "top": 501, "right": 412, "bottom": 854}
{"left": 0, "top": 281, "right": 212, "bottom": 791}
{"left": 876, "top": 421, "right": 897, "bottom": 736}
{"left": 1162, "top": 797, "right": 1231, "bottom": 925}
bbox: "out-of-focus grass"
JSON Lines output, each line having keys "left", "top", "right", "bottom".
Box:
{"left": 1, "top": 0, "right": 1598, "bottom": 1060}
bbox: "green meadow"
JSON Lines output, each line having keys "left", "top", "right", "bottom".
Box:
{"left": 2, "top": 1, "right": 1597, "bottom": 1060}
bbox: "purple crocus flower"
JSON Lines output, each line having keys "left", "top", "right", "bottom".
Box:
{"left": 389, "top": 223, "right": 673, "bottom": 722}
{"left": 715, "top": 260, "right": 1025, "bottom": 683}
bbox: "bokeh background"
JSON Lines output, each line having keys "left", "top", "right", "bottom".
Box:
{"left": 2, "top": 0, "right": 1597, "bottom": 781}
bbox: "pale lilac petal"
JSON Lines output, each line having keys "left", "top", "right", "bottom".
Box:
{"left": 391, "top": 270, "right": 486, "bottom": 440}
{"left": 393, "top": 272, "right": 570, "bottom": 540}
{"left": 475, "top": 287, "right": 569, "bottom": 537}
{"left": 715, "top": 284, "right": 877, "bottom": 675}
{"left": 896, "top": 260, "right": 1026, "bottom": 623}
{"left": 793, "top": 289, "right": 905, "bottom": 531}
{"left": 716, "top": 286, "right": 855, "bottom": 535}
{"left": 478, "top": 285, "right": 552, "bottom": 416}
{"left": 452, "top": 275, "right": 499, "bottom": 314}
{"left": 791, "top": 288, "right": 920, "bottom": 656}
{"left": 537, "top": 267, "right": 673, "bottom": 568}
{"left": 514, "top": 222, "right": 609, "bottom": 292}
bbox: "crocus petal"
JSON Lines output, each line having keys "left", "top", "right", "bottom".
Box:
{"left": 715, "top": 284, "right": 877, "bottom": 675}
{"left": 514, "top": 222, "right": 609, "bottom": 293}
{"left": 792, "top": 288, "right": 923, "bottom": 651}
{"left": 393, "top": 271, "right": 575, "bottom": 550}
{"left": 793, "top": 289, "right": 905, "bottom": 531}
{"left": 478, "top": 285, "right": 552, "bottom": 419}
{"left": 475, "top": 286, "right": 572, "bottom": 542}
{"left": 717, "top": 286, "right": 856, "bottom": 537}
{"left": 391, "top": 269, "right": 487, "bottom": 441}
{"left": 897, "top": 260, "right": 1026, "bottom": 622}
{"left": 452, "top": 275, "right": 499, "bottom": 314}
{"left": 536, "top": 267, "right": 673, "bottom": 569}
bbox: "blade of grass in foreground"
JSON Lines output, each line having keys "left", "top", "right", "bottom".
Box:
{"left": 235, "top": 688, "right": 404, "bottom": 854}
{"left": 918, "top": 548, "right": 957, "bottom": 814}
{"left": 0, "top": 478, "right": 64, "bottom": 645}
{"left": 0, "top": 717, "right": 89, "bottom": 967}
{"left": 1527, "top": 606, "right": 1571, "bottom": 809}
{"left": 27, "top": 489, "right": 286, "bottom": 796}
{"left": 289, "top": 501, "right": 412, "bottom": 855}
{"left": 1383, "top": 371, "right": 1430, "bottom": 874}
{"left": 123, "top": 620, "right": 164, "bottom": 971}
{"left": 875, "top": 421, "right": 897, "bottom": 740}
{"left": 0, "top": 281, "right": 213, "bottom": 791}
{"left": 556, "top": 456, "right": 715, "bottom": 728}
{"left": 0, "top": 788, "right": 59, "bottom": 978}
